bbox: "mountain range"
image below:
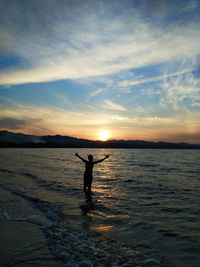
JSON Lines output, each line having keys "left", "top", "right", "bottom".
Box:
{"left": 0, "top": 130, "right": 199, "bottom": 149}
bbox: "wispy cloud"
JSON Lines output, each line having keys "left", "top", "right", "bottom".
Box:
{"left": 132, "top": 106, "right": 153, "bottom": 114}
{"left": 0, "top": 100, "right": 199, "bottom": 142}
{"left": 0, "top": 1, "right": 200, "bottom": 85}
{"left": 102, "top": 100, "right": 127, "bottom": 111}
{"left": 191, "top": 102, "right": 200, "bottom": 107}
{"left": 89, "top": 88, "right": 108, "bottom": 98}
{"left": 0, "top": 103, "right": 112, "bottom": 136}
{"left": 117, "top": 69, "right": 194, "bottom": 88}
{"left": 54, "top": 93, "right": 69, "bottom": 106}
{"left": 0, "top": 117, "right": 29, "bottom": 129}
{"left": 160, "top": 71, "right": 200, "bottom": 110}
{"left": 0, "top": 0, "right": 199, "bottom": 143}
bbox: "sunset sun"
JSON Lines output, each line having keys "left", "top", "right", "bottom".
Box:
{"left": 98, "top": 130, "right": 110, "bottom": 141}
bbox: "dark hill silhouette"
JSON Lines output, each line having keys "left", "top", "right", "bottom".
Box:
{"left": 0, "top": 130, "right": 43, "bottom": 144}
{"left": 0, "top": 130, "right": 199, "bottom": 149}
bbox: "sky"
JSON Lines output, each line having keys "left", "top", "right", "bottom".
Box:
{"left": 0, "top": 0, "right": 200, "bottom": 143}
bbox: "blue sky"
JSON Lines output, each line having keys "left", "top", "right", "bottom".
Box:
{"left": 0, "top": 0, "right": 200, "bottom": 143}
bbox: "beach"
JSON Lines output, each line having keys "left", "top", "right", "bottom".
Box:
{"left": 0, "top": 186, "right": 60, "bottom": 266}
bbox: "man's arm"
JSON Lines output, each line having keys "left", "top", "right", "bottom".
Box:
{"left": 94, "top": 155, "right": 110, "bottom": 164}
{"left": 75, "top": 153, "right": 87, "bottom": 163}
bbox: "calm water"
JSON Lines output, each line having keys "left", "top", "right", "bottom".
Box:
{"left": 0, "top": 148, "right": 200, "bottom": 266}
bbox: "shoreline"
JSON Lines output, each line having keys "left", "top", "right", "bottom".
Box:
{"left": 0, "top": 187, "right": 60, "bottom": 267}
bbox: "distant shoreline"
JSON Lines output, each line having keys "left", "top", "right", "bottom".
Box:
{"left": 0, "top": 130, "right": 200, "bottom": 149}
{"left": 1, "top": 144, "right": 200, "bottom": 149}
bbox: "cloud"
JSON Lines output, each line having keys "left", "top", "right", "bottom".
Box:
{"left": 117, "top": 69, "right": 194, "bottom": 88}
{"left": 0, "top": 1, "right": 199, "bottom": 143}
{"left": 54, "top": 93, "right": 69, "bottom": 105}
{"left": 0, "top": 117, "right": 28, "bottom": 129}
{"left": 0, "top": 103, "right": 112, "bottom": 136}
{"left": 160, "top": 70, "right": 200, "bottom": 109}
{"left": 0, "top": 1, "right": 200, "bottom": 85}
{"left": 138, "top": 0, "right": 199, "bottom": 18}
{"left": 0, "top": 100, "right": 199, "bottom": 142}
{"left": 102, "top": 100, "right": 127, "bottom": 111}
{"left": 132, "top": 106, "right": 153, "bottom": 114}
{"left": 89, "top": 88, "right": 108, "bottom": 98}
{"left": 191, "top": 102, "right": 200, "bottom": 107}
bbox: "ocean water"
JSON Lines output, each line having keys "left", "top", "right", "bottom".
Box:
{"left": 0, "top": 148, "right": 199, "bottom": 266}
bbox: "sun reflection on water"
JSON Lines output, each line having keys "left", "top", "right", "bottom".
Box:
{"left": 91, "top": 225, "right": 114, "bottom": 233}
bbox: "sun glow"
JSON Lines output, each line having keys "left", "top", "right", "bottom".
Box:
{"left": 98, "top": 130, "right": 110, "bottom": 141}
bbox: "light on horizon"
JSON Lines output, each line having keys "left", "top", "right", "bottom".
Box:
{"left": 98, "top": 130, "right": 110, "bottom": 141}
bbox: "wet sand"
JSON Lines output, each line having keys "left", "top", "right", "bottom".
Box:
{"left": 0, "top": 188, "right": 60, "bottom": 267}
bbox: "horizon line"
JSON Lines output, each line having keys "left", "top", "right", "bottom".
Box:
{"left": 1, "top": 130, "right": 200, "bottom": 146}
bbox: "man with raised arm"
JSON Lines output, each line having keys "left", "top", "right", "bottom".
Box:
{"left": 75, "top": 153, "right": 110, "bottom": 193}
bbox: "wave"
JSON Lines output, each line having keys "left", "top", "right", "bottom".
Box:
{"left": 0, "top": 208, "right": 42, "bottom": 226}
{"left": 0, "top": 168, "right": 16, "bottom": 173}
{"left": 0, "top": 184, "right": 164, "bottom": 266}
{"left": 0, "top": 185, "right": 65, "bottom": 223}
{"left": 43, "top": 223, "right": 164, "bottom": 267}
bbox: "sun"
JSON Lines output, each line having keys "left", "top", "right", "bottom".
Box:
{"left": 98, "top": 130, "right": 110, "bottom": 141}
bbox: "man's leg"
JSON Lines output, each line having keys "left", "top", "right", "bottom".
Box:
{"left": 84, "top": 178, "right": 87, "bottom": 191}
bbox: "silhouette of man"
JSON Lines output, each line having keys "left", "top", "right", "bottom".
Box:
{"left": 75, "top": 153, "right": 110, "bottom": 193}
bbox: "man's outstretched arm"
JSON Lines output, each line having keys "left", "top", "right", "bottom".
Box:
{"left": 75, "top": 153, "right": 87, "bottom": 163}
{"left": 94, "top": 155, "right": 110, "bottom": 164}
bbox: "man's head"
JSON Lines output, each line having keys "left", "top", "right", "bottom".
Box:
{"left": 88, "top": 154, "right": 93, "bottom": 161}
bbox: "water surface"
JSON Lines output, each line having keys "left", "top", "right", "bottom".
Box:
{"left": 0, "top": 148, "right": 199, "bottom": 266}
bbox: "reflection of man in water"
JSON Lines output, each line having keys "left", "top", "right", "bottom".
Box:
{"left": 75, "top": 153, "right": 110, "bottom": 193}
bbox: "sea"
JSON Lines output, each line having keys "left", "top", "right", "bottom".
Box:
{"left": 0, "top": 148, "right": 199, "bottom": 267}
